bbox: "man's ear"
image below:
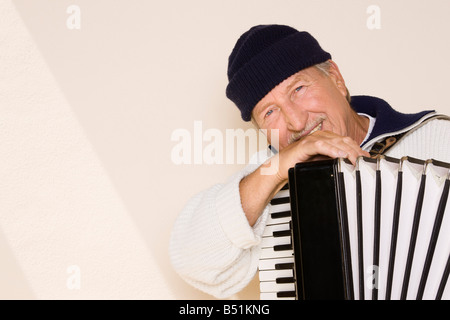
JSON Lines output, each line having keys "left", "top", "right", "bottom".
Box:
{"left": 327, "top": 60, "right": 348, "bottom": 98}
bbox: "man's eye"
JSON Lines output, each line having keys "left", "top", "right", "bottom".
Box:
{"left": 295, "top": 86, "right": 304, "bottom": 93}
{"left": 264, "top": 109, "right": 273, "bottom": 118}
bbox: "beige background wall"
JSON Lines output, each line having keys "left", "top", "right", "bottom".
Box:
{"left": 1, "top": 0, "right": 449, "bottom": 299}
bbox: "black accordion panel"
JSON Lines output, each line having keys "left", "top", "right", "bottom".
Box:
{"left": 259, "top": 156, "right": 450, "bottom": 300}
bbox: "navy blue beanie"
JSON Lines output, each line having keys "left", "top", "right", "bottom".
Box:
{"left": 226, "top": 25, "right": 332, "bottom": 121}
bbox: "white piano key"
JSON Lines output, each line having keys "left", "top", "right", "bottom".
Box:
{"left": 261, "top": 236, "right": 291, "bottom": 248}
{"left": 266, "top": 215, "right": 291, "bottom": 225}
{"left": 259, "top": 292, "right": 296, "bottom": 300}
{"left": 262, "top": 222, "right": 291, "bottom": 237}
{"left": 272, "top": 189, "right": 290, "bottom": 199}
{"left": 260, "top": 247, "right": 293, "bottom": 259}
{"left": 260, "top": 281, "right": 295, "bottom": 293}
{"left": 269, "top": 202, "right": 291, "bottom": 213}
{"left": 259, "top": 257, "right": 294, "bottom": 271}
{"left": 259, "top": 269, "right": 293, "bottom": 282}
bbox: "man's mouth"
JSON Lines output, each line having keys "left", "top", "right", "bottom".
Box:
{"left": 289, "top": 121, "right": 323, "bottom": 144}
{"left": 308, "top": 122, "right": 322, "bottom": 135}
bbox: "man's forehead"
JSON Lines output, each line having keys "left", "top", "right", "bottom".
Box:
{"left": 286, "top": 67, "right": 318, "bottom": 84}
{"left": 285, "top": 70, "right": 313, "bottom": 88}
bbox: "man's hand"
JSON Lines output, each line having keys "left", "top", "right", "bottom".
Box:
{"left": 273, "top": 130, "right": 370, "bottom": 182}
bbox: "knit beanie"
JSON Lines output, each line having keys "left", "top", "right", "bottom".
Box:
{"left": 226, "top": 24, "right": 332, "bottom": 121}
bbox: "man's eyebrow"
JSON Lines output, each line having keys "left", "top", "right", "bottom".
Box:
{"left": 254, "top": 100, "right": 272, "bottom": 117}
{"left": 253, "top": 72, "right": 310, "bottom": 117}
{"left": 285, "top": 73, "right": 309, "bottom": 93}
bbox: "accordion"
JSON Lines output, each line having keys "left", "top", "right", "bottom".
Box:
{"left": 258, "top": 156, "right": 450, "bottom": 300}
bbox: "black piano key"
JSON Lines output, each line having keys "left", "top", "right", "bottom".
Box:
{"left": 271, "top": 210, "right": 291, "bottom": 219}
{"left": 273, "top": 230, "right": 292, "bottom": 237}
{"left": 274, "top": 244, "right": 293, "bottom": 251}
{"left": 275, "top": 263, "right": 294, "bottom": 270}
{"left": 276, "top": 277, "right": 295, "bottom": 284}
{"left": 277, "top": 291, "right": 296, "bottom": 298}
{"left": 281, "top": 183, "right": 289, "bottom": 190}
{"left": 270, "top": 197, "right": 290, "bottom": 205}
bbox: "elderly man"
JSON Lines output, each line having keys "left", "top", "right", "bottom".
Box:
{"left": 169, "top": 24, "right": 450, "bottom": 298}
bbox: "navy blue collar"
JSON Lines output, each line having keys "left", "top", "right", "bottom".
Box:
{"left": 351, "top": 95, "right": 434, "bottom": 145}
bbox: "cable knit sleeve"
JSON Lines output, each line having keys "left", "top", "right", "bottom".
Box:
{"left": 169, "top": 158, "right": 271, "bottom": 298}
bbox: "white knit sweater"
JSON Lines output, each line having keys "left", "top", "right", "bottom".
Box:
{"left": 169, "top": 119, "right": 450, "bottom": 298}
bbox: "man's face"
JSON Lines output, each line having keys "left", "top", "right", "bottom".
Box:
{"left": 252, "top": 62, "right": 354, "bottom": 151}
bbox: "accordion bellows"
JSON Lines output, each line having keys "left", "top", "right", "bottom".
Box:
{"left": 259, "top": 156, "right": 450, "bottom": 300}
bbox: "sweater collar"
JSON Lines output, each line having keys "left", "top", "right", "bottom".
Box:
{"left": 350, "top": 95, "right": 435, "bottom": 145}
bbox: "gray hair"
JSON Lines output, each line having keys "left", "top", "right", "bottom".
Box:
{"left": 315, "top": 61, "right": 351, "bottom": 103}
{"left": 314, "top": 60, "right": 333, "bottom": 76}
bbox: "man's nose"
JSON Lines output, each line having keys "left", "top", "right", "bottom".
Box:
{"left": 283, "top": 102, "right": 308, "bottom": 132}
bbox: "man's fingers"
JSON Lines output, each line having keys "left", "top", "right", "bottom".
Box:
{"left": 295, "top": 131, "right": 369, "bottom": 165}
{"left": 277, "top": 130, "right": 370, "bottom": 180}
{"left": 305, "top": 140, "right": 358, "bottom": 165}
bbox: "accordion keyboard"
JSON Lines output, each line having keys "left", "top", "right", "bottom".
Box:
{"left": 258, "top": 184, "right": 297, "bottom": 300}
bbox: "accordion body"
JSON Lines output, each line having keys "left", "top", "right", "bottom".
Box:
{"left": 259, "top": 156, "right": 450, "bottom": 300}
